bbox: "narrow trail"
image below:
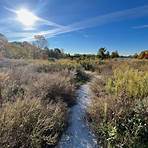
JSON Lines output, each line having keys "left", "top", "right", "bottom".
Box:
{"left": 57, "top": 84, "right": 98, "bottom": 148}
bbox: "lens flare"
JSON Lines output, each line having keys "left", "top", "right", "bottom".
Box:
{"left": 16, "top": 9, "right": 38, "bottom": 27}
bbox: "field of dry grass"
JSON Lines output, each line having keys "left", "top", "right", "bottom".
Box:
{"left": 0, "top": 58, "right": 147, "bottom": 147}
{"left": 0, "top": 59, "right": 86, "bottom": 147}
{"left": 87, "top": 60, "right": 148, "bottom": 147}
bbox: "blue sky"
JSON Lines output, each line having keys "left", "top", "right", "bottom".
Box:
{"left": 0, "top": 0, "right": 148, "bottom": 55}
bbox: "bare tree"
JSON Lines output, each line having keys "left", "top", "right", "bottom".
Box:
{"left": 34, "top": 35, "right": 48, "bottom": 49}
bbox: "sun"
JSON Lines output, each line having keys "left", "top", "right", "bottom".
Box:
{"left": 16, "top": 9, "right": 38, "bottom": 27}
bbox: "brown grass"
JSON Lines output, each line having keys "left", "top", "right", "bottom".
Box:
{"left": 87, "top": 61, "right": 148, "bottom": 147}
{"left": 0, "top": 59, "right": 78, "bottom": 147}
{"left": 1, "top": 64, "right": 76, "bottom": 105}
{"left": 0, "top": 99, "right": 67, "bottom": 148}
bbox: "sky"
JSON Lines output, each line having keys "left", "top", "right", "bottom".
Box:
{"left": 0, "top": 0, "right": 148, "bottom": 55}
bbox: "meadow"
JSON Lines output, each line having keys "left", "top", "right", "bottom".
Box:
{"left": 0, "top": 57, "right": 147, "bottom": 148}
{"left": 87, "top": 59, "right": 148, "bottom": 147}
{"left": 0, "top": 59, "right": 88, "bottom": 147}
{"left": 0, "top": 0, "right": 148, "bottom": 146}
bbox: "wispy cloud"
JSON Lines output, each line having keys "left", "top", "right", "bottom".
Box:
{"left": 4, "top": 5, "right": 148, "bottom": 41}
{"left": 31, "top": 5, "right": 148, "bottom": 39}
{"left": 132, "top": 25, "right": 148, "bottom": 29}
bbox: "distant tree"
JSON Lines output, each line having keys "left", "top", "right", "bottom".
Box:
{"left": 74, "top": 54, "right": 81, "bottom": 58}
{"left": 138, "top": 50, "right": 148, "bottom": 59}
{"left": 65, "top": 53, "right": 71, "bottom": 58}
{"left": 54, "top": 48, "right": 62, "bottom": 54}
{"left": 138, "top": 51, "right": 145, "bottom": 59}
{"left": 44, "top": 47, "right": 50, "bottom": 57}
{"left": 133, "top": 53, "right": 138, "bottom": 58}
{"left": 54, "top": 48, "right": 63, "bottom": 59}
{"left": 111, "top": 51, "right": 119, "bottom": 58}
{"left": 34, "top": 35, "right": 48, "bottom": 49}
{"left": 106, "top": 51, "right": 110, "bottom": 58}
{"left": 47, "top": 48, "right": 64, "bottom": 59}
{"left": 98, "top": 48, "right": 107, "bottom": 60}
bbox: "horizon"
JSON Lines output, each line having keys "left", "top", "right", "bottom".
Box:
{"left": 0, "top": 0, "right": 148, "bottom": 55}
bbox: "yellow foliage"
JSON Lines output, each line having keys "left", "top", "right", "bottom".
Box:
{"left": 106, "top": 66, "right": 148, "bottom": 98}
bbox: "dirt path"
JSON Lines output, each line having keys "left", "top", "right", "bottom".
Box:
{"left": 57, "top": 84, "right": 98, "bottom": 148}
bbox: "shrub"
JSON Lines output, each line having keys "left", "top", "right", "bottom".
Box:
{"left": 31, "top": 63, "right": 73, "bottom": 73}
{"left": 0, "top": 60, "right": 78, "bottom": 148}
{"left": 87, "top": 92, "right": 148, "bottom": 147}
{"left": 106, "top": 67, "right": 148, "bottom": 98}
{"left": 27, "top": 72, "right": 76, "bottom": 106}
{"left": 74, "top": 68, "right": 90, "bottom": 85}
{"left": 90, "top": 77, "right": 106, "bottom": 97}
{"left": 80, "top": 60, "right": 96, "bottom": 71}
{"left": 95, "top": 62, "right": 113, "bottom": 75}
{"left": 0, "top": 99, "right": 67, "bottom": 148}
{"left": 1, "top": 66, "right": 76, "bottom": 106}
{"left": 1, "top": 67, "right": 33, "bottom": 102}
{"left": 87, "top": 66, "right": 148, "bottom": 147}
{"left": 56, "top": 59, "right": 81, "bottom": 70}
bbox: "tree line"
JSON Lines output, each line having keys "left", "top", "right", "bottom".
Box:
{"left": 28, "top": 35, "right": 148, "bottom": 60}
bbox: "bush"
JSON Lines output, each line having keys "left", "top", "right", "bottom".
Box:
{"left": 87, "top": 67, "right": 148, "bottom": 147}
{"left": 31, "top": 63, "right": 75, "bottom": 73}
{"left": 106, "top": 67, "right": 148, "bottom": 98}
{"left": 0, "top": 59, "right": 79, "bottom": 148}
{"left": 1, "top": 66, "right": 76, "bottom": 106}
{"left": 0, "top": 99, "right": 67, "bottom": 148}
{"left": 88, "top": 92, "right": 148, "bottom": 147}
{"left": 90, "top": 77, "right": 106, "bottom": 97}
{"left": 74, "top": 68, "right": 90, "bottom": 85}
{"left": 80, "top": 60, "right": 96, "bottom": 71}
{"left": 27, "top": 72, "right": 76, "bottom": 106}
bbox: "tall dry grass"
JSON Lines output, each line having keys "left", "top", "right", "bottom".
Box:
{"left": 106, "top": 66, "right": 148, "bottom": 98}
{"left": 0, "top": 99, "right": 67, "bottom": 148}
{"left": 1, "top": 64, "right": 76, "bottom": 105}
{"left": 87, "top": 63, "right": 148, "bottom": 147}
{"left": 0, "top": 59, "right": 80, "bottom": 147}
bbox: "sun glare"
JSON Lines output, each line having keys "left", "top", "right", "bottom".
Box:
{"left": 16, "top": 9, "right": 38, "bottom": 27}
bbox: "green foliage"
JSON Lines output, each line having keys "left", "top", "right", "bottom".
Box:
{"left": 0, "top": 99, "right": 67, "bottom": 148}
